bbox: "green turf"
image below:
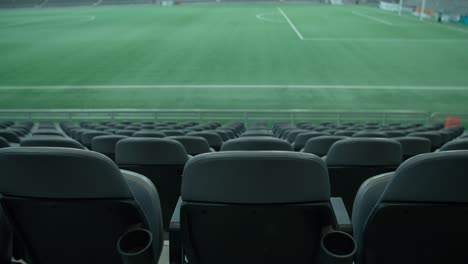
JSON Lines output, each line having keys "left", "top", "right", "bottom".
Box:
{"left": 0, "top": 3, "right": 467, "bottom": 111}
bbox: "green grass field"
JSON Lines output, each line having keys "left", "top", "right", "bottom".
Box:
{"left": 0, "top": 3, "right": 468, "bottom": 111}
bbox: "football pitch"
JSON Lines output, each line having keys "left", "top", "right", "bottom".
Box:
{"left": 0, "top": 3, "right": 468, "bottom": 111}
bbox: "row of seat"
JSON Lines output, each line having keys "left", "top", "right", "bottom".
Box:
{"left": 0, "top": 147, "right": 467, "bottom": 264}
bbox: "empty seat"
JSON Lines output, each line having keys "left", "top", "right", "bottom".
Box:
{"left": 169, "top": 136, "right": 213, "bottom": 156}
{"left": 241, "top": 130, "right": 274, "bottom": 137}
{"left": 171, "top": 151, "right": 355, "bottom": 264}
{"left": 116, "top": 138, "right": 189, "bottom": 230}
{"left": 0, "top": 137, "right": 9, "bottom": 148}
{"left": 20, "top": 137, "right": 85, "bottom": 149}
{"left": 0, "top": 130, "right": 20, "bottom": 143}
{"left": 115, "top": 130, "right": 135, "bottom": 136}
{"left": 91, "top": 135, "right": 127, "bottom": 161}
{"left": 326, "top": 138, "right": 402, "bottom": 214}
{"left": 408, "top": 131, "right": 443, "bottom": 151}
{"left": 0, "top": 147, "right": 163, "bottom": 264}
{"left": 133, "top": 131, "right": 166, "bottom": 138}
{"left": 439, "top": 138, "right": 468, "bottom": 151}
{"left": 160, "top": 130, "right": 185, "bottom": 136}
{"left": 292, "top": 131, "right": 331, "bottom": 151}
{"left": 285, "top": 129, "right": 308, "bottom": 143}
{"left": 32, "top": 130, "right": 64, "bottom": 137}
{"left": 221, "top": 137, "right": 293, "bottom": 151}
{"left": 352, "top": 151, "right": 468, "bottom": 264}
{"left": 383, "top": 130, "right": 407, "bottom": 138}
{"left": 302, "top": 136, "right": 347, "bottom": 156}
{"left": 352, "top": 131, "right": 388, "bottom": 138}
{"left": 187, "top": 131, "right": 224, "bottom": 151}
{"left": 334, "top": 130, "right": 357, "bottom": 137}
{"left": 81, "top": 131, "right": 112, "bottom": 149}
{"left": 394, "top": 137, "right": 431, "bottom": 160}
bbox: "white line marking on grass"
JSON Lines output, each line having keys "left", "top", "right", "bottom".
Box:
{"left": 256, "top": 12, "right": 285, "bottom": 24}
{"left": 352, "top": 11, "right": 393, "bottom": 26}
{"left": 1, "top": 84, "right": 468, "bottom": 91}
{"left": 277, "top": 7, "right": 304, "bottom": 40}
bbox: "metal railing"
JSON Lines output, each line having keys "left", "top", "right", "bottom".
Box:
{"left": 0, "top": 108, "right": 442, "bottom": 127}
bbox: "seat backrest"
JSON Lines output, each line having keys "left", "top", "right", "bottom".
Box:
{"left": 353, "top": 151, "right": 468, "bottom": 264}
{"left": 0, "top": 136, "right": 9, "bottom": 148}
{"left": 326, "top": 138, "right": 402, "bottom": 214}
{"left": 394, "top": 136, "right": 431, "bottom": 160}
{"left": 187, "top": 131, "right": 224, "bottom": 151}
{"left": 20, "top": 137, "right": 85, "bottom": 149}
{"left": 221, "top": 137, "right": 293, "bottom": 151}
{"left": 180, "top": 151, "right": 333, "bottom": 264}
{"left": 0, "top": 147, "right": 162, "bottom": 264}
{"left": 286, "top": 129, "right": 308, "bottom": 143}
{"left": 292, "top": 131, "right": 331, "bottom": 151}
{"left": 0, "top": 130, "right": 20, "bottom": 143}
{"left": 168, "top": 136, "right": 213, "bottom": 155}
{"left": 116, "top": 138, "right": 189, "bottom": 230}
{"left": 439, "top": 138, "right": 468, "bottom": 151}
{"left": 384, "top": 130, "right": 407, "bottom": 138}
{"left": 160, "top": 130, "right": 185, "bottom": 136}
{"left": 133, "top": 131, "right": 166, "bottom": 138}
{"left": 407, "top": 131, "right": 443, "bottom": 150}
{"left": 32, "top": 130, "right": 64, "bottom": 137}
{"left": 352, "top": 131, "right": 388, "bottom": 138}
{"left": 302, "top": 136, "right": 347, "bottom": 156}
{"left": 91, "top": 135, "right": 127, "bottom": 161}
{"left": 240, "top": 130, "right": 274, "bottom": 137}
{"left": 81, "top": 131, "right": 112, "bottom": 149}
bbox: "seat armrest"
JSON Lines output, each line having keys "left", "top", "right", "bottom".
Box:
{"left": 330, "top": 197, "right": 353, "bottom": 234}
{"left": 169, "top": 197, "right": 183, "bottom": 264}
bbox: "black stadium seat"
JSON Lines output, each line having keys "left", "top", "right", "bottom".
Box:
{"left": 221, "top": 137, "right": 293, "bottom": 151}
{"left": 91, "top": 135, "right": 127, "bottom": 161}
{"left": 352, "top": 151, "right": 468, "bottom": 264}
{"left": 133, "top": 131, "right": 166, "bottom": 138}
{"left": 352, "top": 131, "right": 388, "bottom": 138}
{"left": 168, "top": 136, "right": 214, "bottom": 156}
{"left": 0, "top": 130, "right": 20, "bottom": 143}
{"left": 408, "top": 131, "right": 443, "bottom": 151}
{"left": 32, "top": 130, "right": 64, "bottom": 137}
{"left": 171, "top": 151, "right": 355, "bottom": 264}
{"left": 394, "top": 137, "right": 431, "bottom": 160}
{"left": 20, "top": 137, "right": 85, "bottom": 149}
{"left": 439, "top": 138, "right": 468, "bottom": 151}
{"left": 81, "top": 131, "right": 112, "bottom": 149}
{"left": 292, "top": 131, "right": 330, "bottom": 151}
{"left": 302, "top": 136, "right": 347, "bottom": 156}
{"left": 187, "top": 131, "right": 224, "bottom": 151}
{"left": 0, "top": 147, "right": 163, "bottom": 264}
{"left": 0, "top": 137, "right": 9, "bottom": 148}
{"left": 241, "top": 130, "right": 274, "bottom": 137}
{"left": 116, "top": 138, "right": 189, "bottom": 230}
{"left": 325, "top": 138, "right": 402, "bottom": 214}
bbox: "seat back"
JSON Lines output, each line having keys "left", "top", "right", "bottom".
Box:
{"left": 20, "top": 137, "right": 85, "bottom": 149}
{"left": 221, "top": 137, "right": 293, "bottom": 151}
{"left": 408, "top": 132, "right": 443, "bottom": 151}
{"left": 81, "top": 131, "right": 112, "bottom": 149}
{"left": 0, "top": 136, "right": 9, "bottom": 148}
{"left": 116, "top": 138, "right": 189, "bottom": 230}
{"left": 353, "top": 151, "right": 468, "bottom": 264}
{"left": 91, "top": 135, "right": 127, "bottom": 161}
{"left": 0, "top": 147, "right": 162, "bottom": 264}
{"left": 394, "top": 137, "right": 431, "bottom": 160}
{"left": 187, "top": 131, "right": 224, "bottom": 151}
{"left": 352, "top": 131, "right": 388, "bottom": 138}
{"left": 168, "top": 136, "right": 213, "bottom": 155}
{"left": 439, "top": 138, "right": 468, "bottom": 151}
{"left": 292, "top": 131, "right": 330, "bottom": 151}
{"left": 0, "top": 130, "right": 20, "bottom": 143}
{"left": 133, "top": 131, "right": 166, "bottom": 138}
{"left": 302, "top": 136, "right": 347, "bottom": 156}
{"left": 326, "top": 138, "right": 402, "bottom": 214}
{"left": 180, "top": 151, "right": 334, "bottom": 264}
